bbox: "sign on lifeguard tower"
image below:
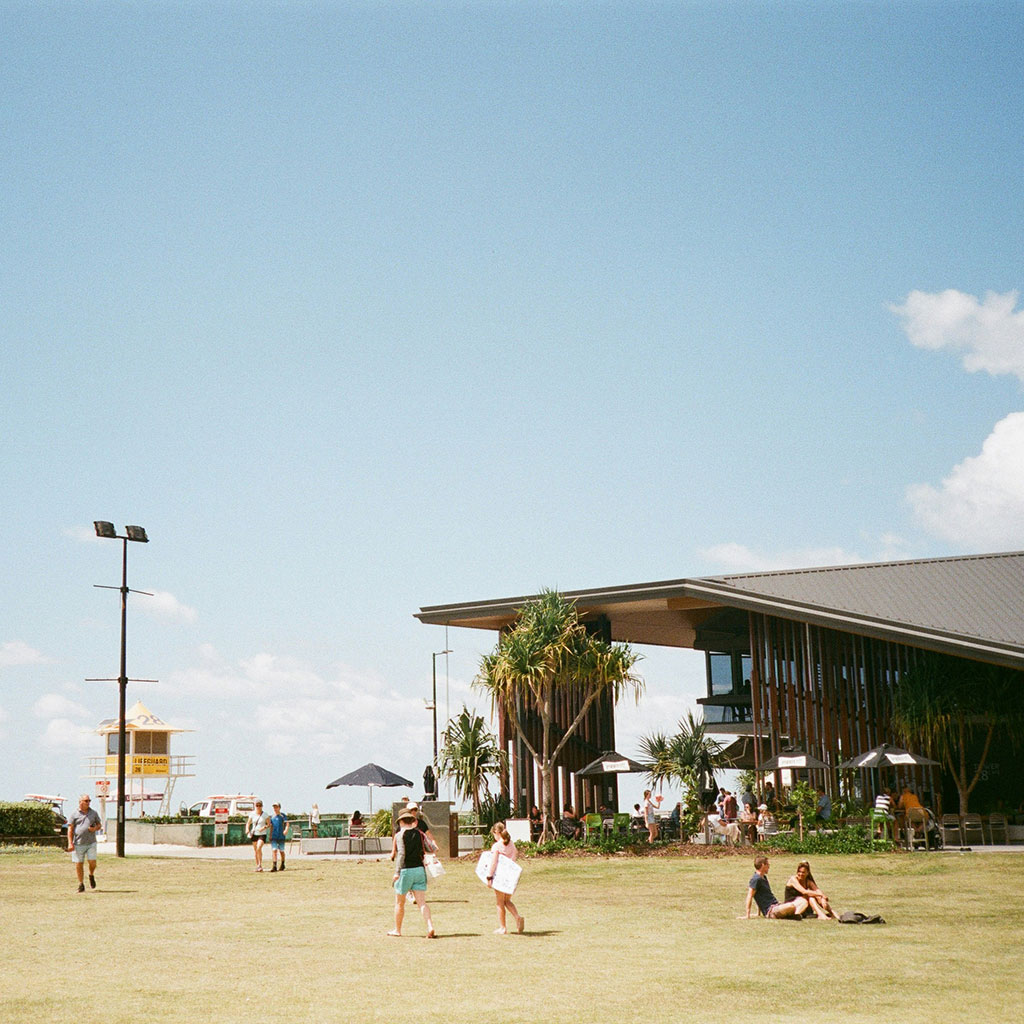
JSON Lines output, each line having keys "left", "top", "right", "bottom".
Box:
{"left": 84, "top": 700, "right": 195, "bottom": 817}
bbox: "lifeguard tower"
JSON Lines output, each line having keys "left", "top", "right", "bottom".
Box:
{"left": 84, "top": 700, "right": 194, "bottom": 817}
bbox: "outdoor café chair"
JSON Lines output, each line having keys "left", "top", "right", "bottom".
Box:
{"left": 612, "top": 812, "right": 631, "bottom": 836}
{"left": 940, "top": 814, "right": 963, "bottom": 848}
{"left": 988, "top": 812, "right": 1009, "bottom": 845}
{"left": 962, "top": 813, "right": 984, "bottom": 846}
{"left": 583, "top": 813, "right": 602, "bottom": 841}
{"left": 905, "top": 807, "right": 929, "bottom": 851}
{"left": 870, "top": 809, "right": 893, "bottom": 845}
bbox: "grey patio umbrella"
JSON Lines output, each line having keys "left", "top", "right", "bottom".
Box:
{"left": 838, "top": 743, "right": 939, "bottom": 770}
{"left": 326, "top": 762, "right": 415, "bottom": 813}
{"left": 576, "top": 751, "right": 651, "bottom": 776}
{"left": 759, "top": 747, "right": 830, "bottom": 772}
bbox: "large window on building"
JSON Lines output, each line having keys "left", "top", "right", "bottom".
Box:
{"left": 701, "top": 651, "right": 753, "bottom": 724}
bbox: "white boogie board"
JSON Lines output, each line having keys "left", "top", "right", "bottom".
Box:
{"left": 475, "top": 851, "right": 522, "bottom": 895}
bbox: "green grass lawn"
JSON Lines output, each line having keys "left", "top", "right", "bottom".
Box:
{"left": 2, "top": 848, "right": 1021, "bottom": 1023}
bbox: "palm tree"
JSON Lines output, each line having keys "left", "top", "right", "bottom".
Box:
{"left": 638, "top": 712, "right": 729, "bottom": 839}
{"left": 892, "top": 653, "right": 1024, "bottom": 815}
{"left": 476, "top": 589, "right": 643, "bottom": 840}
{"left": 640, "top": 712, "right": 727, "bottom": 795}
{"left": 437, "top": 708, "right": 505, "bottom": 815}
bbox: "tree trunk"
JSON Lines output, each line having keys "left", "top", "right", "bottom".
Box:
{"left": 539, "top": 695, "right": 554, "bottom": 841}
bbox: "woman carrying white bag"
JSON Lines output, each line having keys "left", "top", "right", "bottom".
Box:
{"left": 485, "top": 822, "right": 524, "bottom": 935}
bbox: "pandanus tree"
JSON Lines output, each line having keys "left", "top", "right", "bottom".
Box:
{"left": 891, "top": 652, "right": 1024, "bottom": 816}
{"left": 438, "top": 707, "right": 506, "bottom": 816}
{"left": 475, "top": 589, "right": 642, "bottom": 840}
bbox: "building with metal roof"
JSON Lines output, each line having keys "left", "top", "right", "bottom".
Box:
{"left": 416, "top": 551, "right": 1024, "bottom": 816}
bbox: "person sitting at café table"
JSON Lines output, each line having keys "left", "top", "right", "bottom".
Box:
{"left": 528, "top": 804, "right": 542, "bottom": 840}
{"left": 898, "top": 785, "right": 923, "bottom": 813}
{"left": 558, "top": 805, "right": 582, "bottom": 839}
{"left": 873, "top": 787, "right": 896, "bottom": 834}
{"left": 756, "top": 804, "right": 777, "bottom": 839}
{"left": 705, "top": 805, "right": 740, "bottom": 845}
{"left": 738, "top": 801, "right": 758, "bottom": 843}
{"left": 815, "top": 785, "right": 832, "bottom": 823}
{"left": 784, "top": 859, "right": 837, "bottom": 920}
{"left": 744, "top": 855, "right": 809, "bottom": 919}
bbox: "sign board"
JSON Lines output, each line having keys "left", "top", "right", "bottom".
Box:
{"left": 105, "top": 755, "right": 170, "bottom": 776}
{"left": 95, "top": 779, "right": 110, "bottom": 796}
{"left": 776, "top": 756, "right": 805, "bottom": 769}
{"left": 602, "top": 760, "right": 630, "bottom": 772}
{"left": 475, "top": 851, "right": 522, "bottom": 895}
{"left": 214, "top": 806, "right": 229, "bottom": 836}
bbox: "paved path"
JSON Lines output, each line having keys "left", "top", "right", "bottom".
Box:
{"left": 95, "top": 840, "right": 390, "bottom": 861}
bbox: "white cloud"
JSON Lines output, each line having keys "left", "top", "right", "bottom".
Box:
{"left": 139, "top": 591, "right": 198, "bottom": 625}
{"left": 907, "top": 411, "right": 1024, "bottom": 548}
{"left": 166, "top": 649, "right": 333, "bottom": 700}
{"left": 62, "top": 524, "right": 104, "bottom": 543}
{"left": 697, "top": 542, "right": 864, "bottom": 574}
{"left": 40, "top": 718, "right": 97, "bottom": 751}
{"left": 890, "top": 288, "right": 1024, "bottom": 383}
{"left": 32, "top": 693, "right": 91, "bottom": 720}
{"left": 163, "top": 648, "right": 430, "bottom": 761}
{"left": 0, "top": 640, "right": 49, "bottom": 668}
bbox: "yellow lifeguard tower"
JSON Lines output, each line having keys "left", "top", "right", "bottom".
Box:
{"left": 84, "top": 700, "right": 195, "bottom": 817}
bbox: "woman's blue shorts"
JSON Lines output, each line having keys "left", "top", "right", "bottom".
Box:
{"left": 394, "top": 867, "right": 427, "bottom": 895}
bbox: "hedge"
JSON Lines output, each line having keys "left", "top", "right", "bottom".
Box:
{"left": 0, "top": 801, "right": 60, "bottom": 837}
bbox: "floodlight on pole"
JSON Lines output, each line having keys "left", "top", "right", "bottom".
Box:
{"left": 91, "top": 521, "right": 152, "bottom": 858}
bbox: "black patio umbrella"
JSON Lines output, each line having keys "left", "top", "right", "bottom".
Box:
{"left": 759, "top": 746, "right": 830, "bottom": 772}
{"left": 577, "top": 751, "right": 651, "bottom": 776}
{"left": 326, "top": 762, "right": 415, "bottom": 813}
{"left": 838, "top": 742, "right": 939, "bottom": 770}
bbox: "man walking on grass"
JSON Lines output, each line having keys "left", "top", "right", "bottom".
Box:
{"left": 744, "top": 855, "right": 808, "bottom": 919}
{"left": 67, "top": 794, "right": 102, "bottom": 893}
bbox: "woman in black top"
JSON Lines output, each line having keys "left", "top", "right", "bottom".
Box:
{"left": 388, "top": 807, "right": 436, "bottom": 938}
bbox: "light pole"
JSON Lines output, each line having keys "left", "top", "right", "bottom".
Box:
{"left": 431, "top": 649, "right": 452, "bottom": 772}
{"left": 92, "top": 521, "right": 150, "bottom": 858}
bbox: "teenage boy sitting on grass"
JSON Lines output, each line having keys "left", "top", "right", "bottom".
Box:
{"left": 743, "top": 855, "right": 809, "bottom": 919}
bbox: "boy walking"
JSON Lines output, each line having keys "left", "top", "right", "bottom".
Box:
{"left": 269, "top": 802, "right": 290, "bottom": 872}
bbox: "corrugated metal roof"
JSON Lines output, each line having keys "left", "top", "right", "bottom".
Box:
{"left": 702, "top": 551, "right": 1024, "bottom": 650}
{"left": 416, "top": 551, "right": 1024, "bottom": 667}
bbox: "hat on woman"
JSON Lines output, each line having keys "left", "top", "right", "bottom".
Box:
{"left": 397, "top": 808, "right": 417, "bottom": 823}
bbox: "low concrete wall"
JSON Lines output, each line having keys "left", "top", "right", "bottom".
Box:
{"left": 152, "top": 823, "right": 202, "bottom": 847}
{"left": 459, "top": 834, "right": 483, "bottom": 854}
{"left": 120, "top": 821, "right": 202, "bottom": 846}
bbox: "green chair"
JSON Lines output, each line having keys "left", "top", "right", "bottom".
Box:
{"left": 583, "top": 813, "right": 602, "bottom": 841}
{"left": 870, "top": 810, "right": 893, "bottom": 845}
{"left": 612, "top": 812, "right": 630, "bottom": 836}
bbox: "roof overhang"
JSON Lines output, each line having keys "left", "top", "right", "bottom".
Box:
{"left": 417, "top": 559, "right": 1024, "bottom": 670}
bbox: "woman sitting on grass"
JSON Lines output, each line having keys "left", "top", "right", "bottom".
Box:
{"left": 783, "top": 860, "right": 837, "bottom": 920}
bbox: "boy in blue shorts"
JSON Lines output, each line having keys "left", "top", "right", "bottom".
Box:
{"left": 269, "top": 802, "right": 290, "bottom": 872}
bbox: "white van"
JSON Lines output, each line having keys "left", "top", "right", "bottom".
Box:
{"left": 186, "top": 795, "right": 257, "bottom": 818}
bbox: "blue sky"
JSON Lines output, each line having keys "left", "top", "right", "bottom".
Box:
{"left": 3, "top": 2, "right": 1024, "bottom": 816}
